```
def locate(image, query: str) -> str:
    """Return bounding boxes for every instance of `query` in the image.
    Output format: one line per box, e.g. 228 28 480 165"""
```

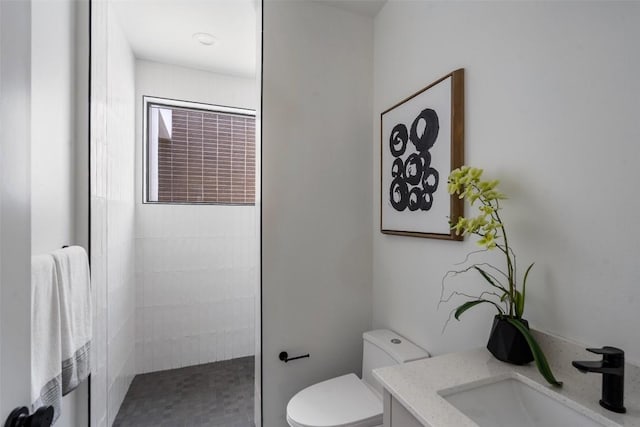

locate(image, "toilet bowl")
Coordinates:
286 329 430 427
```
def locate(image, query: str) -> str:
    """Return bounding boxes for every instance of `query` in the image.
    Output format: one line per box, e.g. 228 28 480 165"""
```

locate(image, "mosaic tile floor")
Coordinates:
113 356 255 427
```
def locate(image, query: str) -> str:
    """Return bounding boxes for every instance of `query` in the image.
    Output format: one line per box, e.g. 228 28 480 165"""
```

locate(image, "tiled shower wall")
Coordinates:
91 3 136 426
135 205 257 373
134 61 259 374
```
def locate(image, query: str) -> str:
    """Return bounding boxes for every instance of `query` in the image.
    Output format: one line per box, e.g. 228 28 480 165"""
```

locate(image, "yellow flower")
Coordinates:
453 217 467 235
469 167 483 179
480 205 494 215
477 231 496 249
447 181 461 195
447 166 508 249
484 221 499 232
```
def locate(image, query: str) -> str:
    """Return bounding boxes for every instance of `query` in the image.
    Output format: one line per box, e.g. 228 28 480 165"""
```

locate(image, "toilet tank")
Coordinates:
362 329 430 396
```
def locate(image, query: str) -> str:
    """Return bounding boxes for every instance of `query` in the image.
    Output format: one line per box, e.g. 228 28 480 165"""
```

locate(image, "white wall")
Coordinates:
262 2 373 425
75 0 90 252
0 0 32 419
373 1 640 363
91 3 137 425
253 3 262 423
31 1 89 425
31 0 75 255
105 6 137 425
134 60 258 373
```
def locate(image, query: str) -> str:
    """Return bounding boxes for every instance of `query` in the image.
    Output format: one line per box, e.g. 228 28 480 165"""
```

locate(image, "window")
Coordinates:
144 97 256 205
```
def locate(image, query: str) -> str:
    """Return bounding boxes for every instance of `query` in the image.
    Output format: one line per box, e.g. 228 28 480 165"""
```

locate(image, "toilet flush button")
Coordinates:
391 338 401 344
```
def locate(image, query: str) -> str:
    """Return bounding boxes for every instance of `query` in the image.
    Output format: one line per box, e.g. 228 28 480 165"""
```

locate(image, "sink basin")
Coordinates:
440 375 614 427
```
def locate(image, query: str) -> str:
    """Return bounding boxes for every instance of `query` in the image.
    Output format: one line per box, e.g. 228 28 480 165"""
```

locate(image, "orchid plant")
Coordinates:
442 166 562 387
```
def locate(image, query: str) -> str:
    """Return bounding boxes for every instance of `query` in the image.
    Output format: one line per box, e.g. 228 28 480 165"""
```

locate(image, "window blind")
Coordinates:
154 106 255 204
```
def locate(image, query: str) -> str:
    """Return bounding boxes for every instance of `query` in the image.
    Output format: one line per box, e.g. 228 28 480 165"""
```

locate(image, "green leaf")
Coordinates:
514 290 524 319
506 318 562 387
454 299 503 321
473 266 508 293
520 263 535 317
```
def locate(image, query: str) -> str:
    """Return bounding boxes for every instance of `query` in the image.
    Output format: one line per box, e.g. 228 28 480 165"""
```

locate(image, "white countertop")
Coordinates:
373 333 640 427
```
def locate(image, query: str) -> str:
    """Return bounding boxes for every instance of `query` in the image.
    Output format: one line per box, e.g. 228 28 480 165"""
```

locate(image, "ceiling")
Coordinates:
111 0 257 78
111 0 386 79
316 0 387 18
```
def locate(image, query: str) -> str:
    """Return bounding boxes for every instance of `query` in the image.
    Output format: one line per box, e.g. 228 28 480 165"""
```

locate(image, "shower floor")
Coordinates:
113 356 255 427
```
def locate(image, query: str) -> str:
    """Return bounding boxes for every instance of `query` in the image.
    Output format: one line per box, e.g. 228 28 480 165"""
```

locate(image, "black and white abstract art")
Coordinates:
381 71 464 239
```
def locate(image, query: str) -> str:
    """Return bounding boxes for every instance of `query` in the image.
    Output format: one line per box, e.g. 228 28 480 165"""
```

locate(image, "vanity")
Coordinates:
373 331 640 427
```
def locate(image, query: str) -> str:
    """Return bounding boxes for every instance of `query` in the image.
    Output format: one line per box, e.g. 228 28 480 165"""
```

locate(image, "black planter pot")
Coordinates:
487 315 534 365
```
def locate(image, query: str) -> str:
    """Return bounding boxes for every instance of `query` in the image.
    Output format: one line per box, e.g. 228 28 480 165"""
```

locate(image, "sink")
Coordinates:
440 375 614 427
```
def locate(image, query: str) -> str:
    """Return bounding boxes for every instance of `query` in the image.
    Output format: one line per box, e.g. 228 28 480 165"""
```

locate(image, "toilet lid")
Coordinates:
286 374 382 427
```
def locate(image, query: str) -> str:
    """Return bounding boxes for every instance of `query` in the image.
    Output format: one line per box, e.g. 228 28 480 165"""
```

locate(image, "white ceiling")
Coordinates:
111 0 257 78
316 0 387 18
111 0 386 79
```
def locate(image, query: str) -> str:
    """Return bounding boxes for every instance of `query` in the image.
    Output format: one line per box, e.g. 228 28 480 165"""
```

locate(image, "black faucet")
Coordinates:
572 347 626 413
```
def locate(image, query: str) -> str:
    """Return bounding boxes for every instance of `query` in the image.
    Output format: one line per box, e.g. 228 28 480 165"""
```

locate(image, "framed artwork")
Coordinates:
380 69 465 240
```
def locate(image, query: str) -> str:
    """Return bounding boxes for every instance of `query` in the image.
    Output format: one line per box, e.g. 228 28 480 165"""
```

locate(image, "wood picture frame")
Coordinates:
380 68 465 240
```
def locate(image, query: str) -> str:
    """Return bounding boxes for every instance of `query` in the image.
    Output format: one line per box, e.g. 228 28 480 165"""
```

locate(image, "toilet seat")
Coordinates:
286 373 382 427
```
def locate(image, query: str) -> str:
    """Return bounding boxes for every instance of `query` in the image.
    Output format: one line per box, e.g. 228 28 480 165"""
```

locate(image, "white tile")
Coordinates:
142 307 153 343
135 238 145 272
216 332 226 361
151 272 168 306
222 300 235 331
132 204 258 369
192 274 207 304
231 299 243 328
209 301 223 334
141 342 153 374
229 270 241 299
199 334 217 363
168 238 184 271
152 307 166 341
224 331 234 360
242 297 254 329
142 239 157 273
134 271 143 305
152 340 170 372
184 306 197 336
233 328 253 358
166 338 178 369
181 272 197 305
186 335 199 366
198 209 216 237
184 208 200 238
225 238 237 269
135 342 143 374
214 272 227 302
168 306 182 340
193 306 205 336
135 310 144 341
141 205 159 238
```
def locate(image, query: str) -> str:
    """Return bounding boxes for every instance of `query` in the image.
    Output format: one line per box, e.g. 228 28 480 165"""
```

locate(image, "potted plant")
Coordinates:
443 166 562 387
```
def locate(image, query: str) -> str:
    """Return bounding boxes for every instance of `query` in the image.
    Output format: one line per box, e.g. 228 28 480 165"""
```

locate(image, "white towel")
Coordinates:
51 246 92 395
31 254 62 423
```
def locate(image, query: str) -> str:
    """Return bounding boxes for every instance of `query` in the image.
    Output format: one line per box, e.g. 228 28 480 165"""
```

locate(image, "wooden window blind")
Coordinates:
147 101 255 205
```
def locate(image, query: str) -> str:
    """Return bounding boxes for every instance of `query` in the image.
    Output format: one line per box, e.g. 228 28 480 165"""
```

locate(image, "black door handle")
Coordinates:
279 351 309 363
5 406 54 427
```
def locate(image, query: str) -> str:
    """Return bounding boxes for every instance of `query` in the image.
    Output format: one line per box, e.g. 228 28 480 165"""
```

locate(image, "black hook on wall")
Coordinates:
279 351 309 363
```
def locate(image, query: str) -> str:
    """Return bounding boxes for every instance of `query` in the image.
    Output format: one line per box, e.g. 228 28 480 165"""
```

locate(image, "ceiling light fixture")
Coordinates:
193 32 217 46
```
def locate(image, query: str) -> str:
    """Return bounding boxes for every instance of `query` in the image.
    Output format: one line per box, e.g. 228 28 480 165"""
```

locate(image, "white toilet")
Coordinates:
286 329 430 427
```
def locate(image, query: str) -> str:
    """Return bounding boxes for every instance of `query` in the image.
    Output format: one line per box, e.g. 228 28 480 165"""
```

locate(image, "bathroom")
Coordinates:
1 1 639 427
